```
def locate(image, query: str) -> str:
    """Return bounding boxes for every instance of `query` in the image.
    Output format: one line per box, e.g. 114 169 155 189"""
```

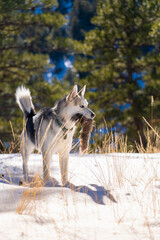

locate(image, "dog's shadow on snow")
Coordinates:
0 174 117 205
63 182 117 205
45 180 117 205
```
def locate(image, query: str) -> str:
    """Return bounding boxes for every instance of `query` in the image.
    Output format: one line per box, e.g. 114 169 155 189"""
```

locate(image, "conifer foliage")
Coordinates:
0 0 69 143
73 0 160 145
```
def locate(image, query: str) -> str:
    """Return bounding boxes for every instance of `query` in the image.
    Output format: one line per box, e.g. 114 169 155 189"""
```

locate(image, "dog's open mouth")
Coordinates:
71 113 94 126
71 113 84 124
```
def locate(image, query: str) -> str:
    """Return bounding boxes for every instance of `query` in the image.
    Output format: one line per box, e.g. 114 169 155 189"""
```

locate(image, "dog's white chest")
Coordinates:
54 128 75 153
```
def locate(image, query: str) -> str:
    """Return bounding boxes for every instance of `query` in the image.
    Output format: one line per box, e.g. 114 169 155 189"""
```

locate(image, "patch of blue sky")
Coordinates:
120 103 131 111
89 88 97 92
137 79 145 88
132 72 141 80
114 103 130 111
63 2 73 13
45 56 74 81
141 45 154 55
44 70 54 83
34 2 58 14
132 72 145 88
55 70 67 80
35 7 43 14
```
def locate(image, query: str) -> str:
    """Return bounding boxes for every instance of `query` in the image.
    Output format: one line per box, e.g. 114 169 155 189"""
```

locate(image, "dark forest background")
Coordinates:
1 0 160 150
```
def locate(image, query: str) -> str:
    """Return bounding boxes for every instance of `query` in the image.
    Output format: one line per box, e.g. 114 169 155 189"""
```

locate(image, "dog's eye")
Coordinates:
80 105 84 108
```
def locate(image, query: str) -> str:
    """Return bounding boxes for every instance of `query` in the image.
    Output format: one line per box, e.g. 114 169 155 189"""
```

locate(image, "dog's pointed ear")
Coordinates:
78 85 86 97
66 85 78 102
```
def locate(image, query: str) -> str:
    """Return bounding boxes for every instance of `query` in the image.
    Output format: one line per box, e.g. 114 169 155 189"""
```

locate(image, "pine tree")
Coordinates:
0 0 69 145
70 0 98 40
49 0 99 83
143 17 160 125
73 0 160 146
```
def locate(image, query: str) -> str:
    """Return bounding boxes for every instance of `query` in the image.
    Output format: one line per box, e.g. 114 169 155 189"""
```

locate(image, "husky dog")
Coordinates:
16 85 95 185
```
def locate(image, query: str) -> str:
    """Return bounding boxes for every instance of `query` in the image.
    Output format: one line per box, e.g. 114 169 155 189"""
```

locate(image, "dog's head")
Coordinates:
65 85 95 122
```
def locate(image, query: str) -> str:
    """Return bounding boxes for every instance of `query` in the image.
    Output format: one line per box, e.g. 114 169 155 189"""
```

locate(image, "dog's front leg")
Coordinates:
59 150 69 185
42 151 52 181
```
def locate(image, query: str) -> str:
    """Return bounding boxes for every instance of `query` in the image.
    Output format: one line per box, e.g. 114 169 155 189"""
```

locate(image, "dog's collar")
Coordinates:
56 118 73 133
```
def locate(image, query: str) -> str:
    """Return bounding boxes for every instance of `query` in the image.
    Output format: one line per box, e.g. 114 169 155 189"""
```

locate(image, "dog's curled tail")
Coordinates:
15 86 36 119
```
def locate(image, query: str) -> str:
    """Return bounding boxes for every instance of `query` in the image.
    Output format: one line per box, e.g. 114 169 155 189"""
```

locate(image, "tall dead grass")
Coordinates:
92 130 132 154
16 174 44 214
136 117 160 153
0 121 20 153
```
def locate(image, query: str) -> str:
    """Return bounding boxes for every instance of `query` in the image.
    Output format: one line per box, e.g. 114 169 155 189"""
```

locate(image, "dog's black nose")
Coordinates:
91 112 95 119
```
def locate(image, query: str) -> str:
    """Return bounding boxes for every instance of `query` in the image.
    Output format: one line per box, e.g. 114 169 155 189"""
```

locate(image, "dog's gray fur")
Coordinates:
16 85 95 185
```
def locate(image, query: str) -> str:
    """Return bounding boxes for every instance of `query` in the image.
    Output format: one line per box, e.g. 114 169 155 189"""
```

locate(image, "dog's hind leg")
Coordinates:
59 149 69 185
21 131 34 181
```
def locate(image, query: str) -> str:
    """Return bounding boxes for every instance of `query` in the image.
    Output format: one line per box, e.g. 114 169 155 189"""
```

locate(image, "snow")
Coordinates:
0 153 160 240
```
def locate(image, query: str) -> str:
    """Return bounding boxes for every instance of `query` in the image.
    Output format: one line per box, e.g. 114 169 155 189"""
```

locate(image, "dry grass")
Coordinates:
92 130 132 154
1 117 160 154
0 121 20 154
136 117 160 153
16 174 44 215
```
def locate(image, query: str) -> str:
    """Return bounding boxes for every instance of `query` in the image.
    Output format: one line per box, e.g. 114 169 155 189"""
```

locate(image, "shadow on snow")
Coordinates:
0 173 117 207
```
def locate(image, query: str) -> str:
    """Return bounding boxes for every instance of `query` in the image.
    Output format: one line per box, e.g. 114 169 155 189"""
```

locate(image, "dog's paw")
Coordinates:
62 181 70 187
62 181 76 190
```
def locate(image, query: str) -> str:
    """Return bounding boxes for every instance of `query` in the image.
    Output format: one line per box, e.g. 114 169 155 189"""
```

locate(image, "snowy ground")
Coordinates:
0 153 160 240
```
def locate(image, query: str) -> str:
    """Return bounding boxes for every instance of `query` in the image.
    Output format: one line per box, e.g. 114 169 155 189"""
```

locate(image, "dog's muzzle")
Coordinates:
71 110 95 123
90 111 95 119
88 109 95 119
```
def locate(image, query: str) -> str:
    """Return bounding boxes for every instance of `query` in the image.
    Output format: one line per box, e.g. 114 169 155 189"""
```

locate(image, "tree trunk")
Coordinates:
134 115 147 149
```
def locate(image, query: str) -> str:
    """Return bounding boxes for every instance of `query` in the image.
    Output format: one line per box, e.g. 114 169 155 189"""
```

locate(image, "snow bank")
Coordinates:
0 153 160 240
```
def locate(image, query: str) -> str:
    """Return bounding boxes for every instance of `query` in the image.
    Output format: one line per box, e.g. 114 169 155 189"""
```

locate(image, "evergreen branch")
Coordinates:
0 44 71 53
0 21 59 30
0 69 26 78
